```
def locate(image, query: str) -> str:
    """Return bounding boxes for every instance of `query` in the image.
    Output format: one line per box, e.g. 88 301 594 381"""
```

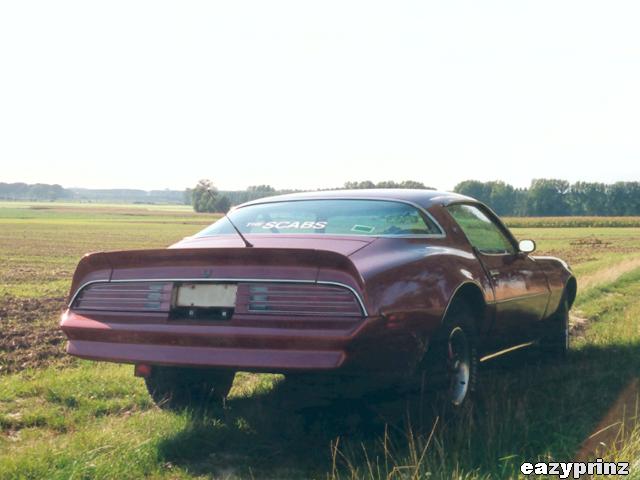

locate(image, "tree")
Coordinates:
183 188 193 206
343 180 432 189
247 185 276 194
486 181 516 216
512 188 530 216
568 182 607 215
244 185 277 202
399 180 433 190
344 180 376 189
453 180 492 205
527 179 570 216
214 196 231 213
606 182 640 215
191 179 219 213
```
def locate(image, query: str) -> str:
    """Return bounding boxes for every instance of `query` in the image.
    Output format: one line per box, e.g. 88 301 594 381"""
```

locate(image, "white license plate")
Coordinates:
175 283 237 308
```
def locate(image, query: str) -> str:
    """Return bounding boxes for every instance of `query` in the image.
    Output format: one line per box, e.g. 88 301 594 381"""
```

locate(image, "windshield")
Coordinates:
196 199 442 237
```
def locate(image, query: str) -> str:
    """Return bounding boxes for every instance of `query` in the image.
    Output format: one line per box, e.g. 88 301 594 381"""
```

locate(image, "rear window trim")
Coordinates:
212 198 447 239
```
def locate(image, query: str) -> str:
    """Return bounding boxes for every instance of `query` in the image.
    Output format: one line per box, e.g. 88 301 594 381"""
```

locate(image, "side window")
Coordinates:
447 204 515 254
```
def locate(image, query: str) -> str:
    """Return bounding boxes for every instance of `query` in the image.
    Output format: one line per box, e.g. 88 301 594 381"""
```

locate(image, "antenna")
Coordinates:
225 214 253 248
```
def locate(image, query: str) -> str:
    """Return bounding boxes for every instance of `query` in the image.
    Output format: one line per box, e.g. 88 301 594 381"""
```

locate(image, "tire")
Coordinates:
538 295 569 359
418 301 479 412
144 366 235 411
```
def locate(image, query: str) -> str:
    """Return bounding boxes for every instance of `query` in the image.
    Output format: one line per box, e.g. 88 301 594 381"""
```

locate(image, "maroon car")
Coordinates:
60 189 576 410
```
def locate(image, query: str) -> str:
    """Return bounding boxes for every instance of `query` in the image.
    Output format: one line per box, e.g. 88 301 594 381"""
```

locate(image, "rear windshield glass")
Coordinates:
196 200 442 237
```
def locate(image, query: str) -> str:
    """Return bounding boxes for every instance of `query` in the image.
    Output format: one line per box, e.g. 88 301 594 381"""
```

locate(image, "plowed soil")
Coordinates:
0 295 69 373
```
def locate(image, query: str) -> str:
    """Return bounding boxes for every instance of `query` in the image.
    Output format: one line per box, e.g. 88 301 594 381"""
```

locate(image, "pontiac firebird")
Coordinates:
60 189 576 410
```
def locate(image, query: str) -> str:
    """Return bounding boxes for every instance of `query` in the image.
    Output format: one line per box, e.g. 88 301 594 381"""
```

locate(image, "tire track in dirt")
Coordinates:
578 255 640 292
575 379 639 461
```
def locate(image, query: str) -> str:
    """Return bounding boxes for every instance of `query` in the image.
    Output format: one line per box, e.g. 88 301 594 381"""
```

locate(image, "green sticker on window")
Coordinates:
351 224 375 234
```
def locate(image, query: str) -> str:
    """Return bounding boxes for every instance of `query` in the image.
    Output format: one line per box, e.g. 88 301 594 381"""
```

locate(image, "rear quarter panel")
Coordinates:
351 237 495 336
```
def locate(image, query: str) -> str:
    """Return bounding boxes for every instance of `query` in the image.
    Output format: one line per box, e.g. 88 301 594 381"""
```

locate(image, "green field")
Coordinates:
1 203 640 479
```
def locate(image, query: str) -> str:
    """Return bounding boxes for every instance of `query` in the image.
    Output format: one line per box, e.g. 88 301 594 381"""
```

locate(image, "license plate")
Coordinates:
175 283 237 308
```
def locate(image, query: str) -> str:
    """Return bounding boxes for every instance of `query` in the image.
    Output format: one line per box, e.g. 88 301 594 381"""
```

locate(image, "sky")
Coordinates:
1 1 639 192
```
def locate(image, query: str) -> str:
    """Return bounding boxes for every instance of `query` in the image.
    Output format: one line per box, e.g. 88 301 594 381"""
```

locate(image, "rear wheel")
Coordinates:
145 366 235 411
418 301 479 412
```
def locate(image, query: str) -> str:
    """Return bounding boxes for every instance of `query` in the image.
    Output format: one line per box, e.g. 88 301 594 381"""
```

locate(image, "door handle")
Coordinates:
489 269 500 278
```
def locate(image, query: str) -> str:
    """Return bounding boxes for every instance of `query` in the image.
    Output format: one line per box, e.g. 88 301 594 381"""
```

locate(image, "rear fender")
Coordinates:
441 281 490 331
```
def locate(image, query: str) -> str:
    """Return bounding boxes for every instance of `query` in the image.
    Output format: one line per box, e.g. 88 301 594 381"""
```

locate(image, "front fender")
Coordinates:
531 255 575 316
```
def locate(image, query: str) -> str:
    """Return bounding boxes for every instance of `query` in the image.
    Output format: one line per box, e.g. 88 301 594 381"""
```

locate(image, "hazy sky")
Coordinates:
1 1 639 191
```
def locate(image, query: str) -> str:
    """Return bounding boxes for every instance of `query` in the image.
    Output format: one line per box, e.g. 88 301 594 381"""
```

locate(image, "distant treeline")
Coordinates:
453 179 640 216
0 183 68 201
187 179 434 212
343 180 433 190
0 181 296 207
4 179 640 216
0 182 186 204
186 183 299 213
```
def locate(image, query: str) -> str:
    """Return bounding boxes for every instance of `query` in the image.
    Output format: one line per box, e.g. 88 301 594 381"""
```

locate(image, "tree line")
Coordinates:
0 182 67 201
0 182 185 203
190 178 640 216
187 179 434 213
453 179 640 216
4 179 640 216
186 182 288 213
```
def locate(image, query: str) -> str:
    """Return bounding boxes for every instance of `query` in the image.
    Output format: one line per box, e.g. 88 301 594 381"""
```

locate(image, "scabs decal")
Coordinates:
246 221 328 230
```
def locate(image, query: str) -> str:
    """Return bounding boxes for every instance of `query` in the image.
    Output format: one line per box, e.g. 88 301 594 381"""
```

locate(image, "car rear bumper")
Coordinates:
60 310 426 374
67 340 345 370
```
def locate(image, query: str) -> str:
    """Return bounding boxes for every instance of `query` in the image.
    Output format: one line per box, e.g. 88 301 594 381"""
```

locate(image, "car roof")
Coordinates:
238 189 475 210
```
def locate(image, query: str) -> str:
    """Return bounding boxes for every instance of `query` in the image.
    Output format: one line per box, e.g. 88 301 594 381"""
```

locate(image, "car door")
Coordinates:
447 203 550 346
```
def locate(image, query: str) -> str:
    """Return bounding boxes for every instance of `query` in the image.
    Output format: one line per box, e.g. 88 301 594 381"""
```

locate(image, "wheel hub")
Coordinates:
447 327 471 406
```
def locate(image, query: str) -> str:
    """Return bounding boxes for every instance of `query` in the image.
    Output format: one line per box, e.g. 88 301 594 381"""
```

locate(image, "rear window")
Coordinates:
196 199 442 237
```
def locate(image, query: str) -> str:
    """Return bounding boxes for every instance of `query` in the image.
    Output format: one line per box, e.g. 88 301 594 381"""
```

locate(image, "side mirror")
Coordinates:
518 239 536 254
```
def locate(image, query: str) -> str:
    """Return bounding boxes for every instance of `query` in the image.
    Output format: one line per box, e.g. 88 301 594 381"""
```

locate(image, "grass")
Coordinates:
1 204 640 478
330 269 640 479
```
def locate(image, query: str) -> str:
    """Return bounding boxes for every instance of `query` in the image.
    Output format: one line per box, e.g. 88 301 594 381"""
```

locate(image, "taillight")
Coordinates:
71 282 173 312
70 281 364 318
236 283 363 317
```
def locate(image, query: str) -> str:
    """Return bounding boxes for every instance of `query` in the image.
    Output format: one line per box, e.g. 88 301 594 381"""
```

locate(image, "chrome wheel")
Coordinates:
447 327 471 406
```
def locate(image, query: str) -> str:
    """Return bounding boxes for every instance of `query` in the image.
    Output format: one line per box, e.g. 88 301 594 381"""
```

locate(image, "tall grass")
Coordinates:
328 269 640 479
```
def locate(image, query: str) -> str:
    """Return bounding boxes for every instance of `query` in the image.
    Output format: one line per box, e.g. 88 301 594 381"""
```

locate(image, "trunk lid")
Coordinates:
171 234 375 257
68 245 366 308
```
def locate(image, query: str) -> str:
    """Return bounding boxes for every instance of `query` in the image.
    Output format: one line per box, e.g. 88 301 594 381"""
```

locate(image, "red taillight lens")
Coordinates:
71 282 173 312
236 283 363 317
71 281 363 317
134 364 152 377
